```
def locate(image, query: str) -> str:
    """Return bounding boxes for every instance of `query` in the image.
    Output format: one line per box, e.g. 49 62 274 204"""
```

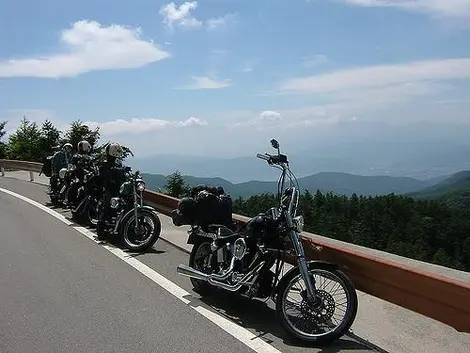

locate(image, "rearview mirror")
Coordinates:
270 139 279 149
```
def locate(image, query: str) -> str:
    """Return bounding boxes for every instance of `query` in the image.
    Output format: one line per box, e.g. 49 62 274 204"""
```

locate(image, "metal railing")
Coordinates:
0 159 43 181
2 158 470 334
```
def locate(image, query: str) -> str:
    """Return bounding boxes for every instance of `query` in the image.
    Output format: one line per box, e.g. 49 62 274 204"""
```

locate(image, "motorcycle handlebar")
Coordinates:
256 153 271 161
257 152 288 166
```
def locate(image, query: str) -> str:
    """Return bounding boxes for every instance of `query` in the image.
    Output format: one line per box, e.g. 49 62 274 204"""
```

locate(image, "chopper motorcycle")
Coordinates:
174 139 358 345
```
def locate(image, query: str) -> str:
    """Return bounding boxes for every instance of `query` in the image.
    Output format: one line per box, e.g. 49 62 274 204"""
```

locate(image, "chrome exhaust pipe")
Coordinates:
176 264 209 282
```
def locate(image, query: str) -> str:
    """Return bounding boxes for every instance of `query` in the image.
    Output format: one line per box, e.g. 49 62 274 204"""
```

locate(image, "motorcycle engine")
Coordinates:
232 238 247 260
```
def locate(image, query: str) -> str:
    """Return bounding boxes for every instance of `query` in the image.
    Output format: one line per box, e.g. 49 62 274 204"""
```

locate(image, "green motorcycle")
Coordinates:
105 169 162 252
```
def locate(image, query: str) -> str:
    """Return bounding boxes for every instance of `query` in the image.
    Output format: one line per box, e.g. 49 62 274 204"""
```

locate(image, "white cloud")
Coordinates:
232 110 283 128
206 13 238 31
337 0 470 17
159 1 203 30
240 59 260 73
302 54 328 68
242 64 254 73
178 76 232 89
260 110 282 121
84 117 207 135
0 20 170 78
159 2 237 31
279 57 470 94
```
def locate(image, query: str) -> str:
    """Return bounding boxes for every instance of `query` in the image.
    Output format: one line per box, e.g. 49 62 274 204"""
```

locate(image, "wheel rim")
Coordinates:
281 269 351 339
123 214 156 246
193 243 214 274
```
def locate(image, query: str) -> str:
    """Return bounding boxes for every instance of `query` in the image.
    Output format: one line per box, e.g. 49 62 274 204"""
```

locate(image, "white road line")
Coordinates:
0 187 282 353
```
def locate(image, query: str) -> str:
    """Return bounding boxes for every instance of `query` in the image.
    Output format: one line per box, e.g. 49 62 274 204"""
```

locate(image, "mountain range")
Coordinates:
129 136 470 183
407 171 470 209
142 171 449 199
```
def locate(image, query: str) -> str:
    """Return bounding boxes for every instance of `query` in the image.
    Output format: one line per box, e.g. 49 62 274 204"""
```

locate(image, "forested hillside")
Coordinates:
232 191 470 272
142 171 436 199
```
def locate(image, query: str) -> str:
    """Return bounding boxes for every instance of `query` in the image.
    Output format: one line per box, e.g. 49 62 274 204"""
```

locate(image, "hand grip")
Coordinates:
256 153 270 161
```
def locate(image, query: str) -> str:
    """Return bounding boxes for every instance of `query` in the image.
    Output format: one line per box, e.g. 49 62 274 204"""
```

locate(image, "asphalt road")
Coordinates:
0 177 379 353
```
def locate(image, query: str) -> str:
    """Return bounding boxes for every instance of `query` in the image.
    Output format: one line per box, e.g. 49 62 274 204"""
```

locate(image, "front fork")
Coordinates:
290 230 317 298
133 186 140 232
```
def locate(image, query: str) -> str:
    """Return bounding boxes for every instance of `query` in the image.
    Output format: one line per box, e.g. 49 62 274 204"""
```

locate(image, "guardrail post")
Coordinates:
1 166 4 177
29 171 34 182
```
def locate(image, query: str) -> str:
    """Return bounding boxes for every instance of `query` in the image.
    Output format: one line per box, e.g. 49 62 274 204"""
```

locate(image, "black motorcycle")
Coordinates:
47 164 70 206
100 169 162 252
70 162 101 226
175 139 358 345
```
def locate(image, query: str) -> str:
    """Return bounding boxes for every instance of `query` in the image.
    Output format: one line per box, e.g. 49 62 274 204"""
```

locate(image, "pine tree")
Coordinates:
8 117 42 161
0 121 7 159
165 170 190 198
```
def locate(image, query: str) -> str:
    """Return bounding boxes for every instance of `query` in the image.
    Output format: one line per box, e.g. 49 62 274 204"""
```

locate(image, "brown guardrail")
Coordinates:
0 159 43 173
2 160 470 334
0 159 43 181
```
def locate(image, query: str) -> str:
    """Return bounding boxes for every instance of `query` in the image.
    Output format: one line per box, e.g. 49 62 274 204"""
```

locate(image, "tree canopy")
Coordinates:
232 190 470 272
8 117 43 161
0 121 7 159
62 120 100 150
2 118 105 161
165 170 191 198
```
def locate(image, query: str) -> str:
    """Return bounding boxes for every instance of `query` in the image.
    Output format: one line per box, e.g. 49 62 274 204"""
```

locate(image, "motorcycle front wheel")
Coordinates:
275 262 358 345
121 209 161 252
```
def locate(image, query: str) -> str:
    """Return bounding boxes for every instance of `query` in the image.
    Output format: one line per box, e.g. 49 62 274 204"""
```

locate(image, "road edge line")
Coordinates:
0 187 282 353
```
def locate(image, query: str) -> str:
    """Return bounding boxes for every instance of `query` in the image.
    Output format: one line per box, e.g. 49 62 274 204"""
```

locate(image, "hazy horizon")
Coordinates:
2 1 470 181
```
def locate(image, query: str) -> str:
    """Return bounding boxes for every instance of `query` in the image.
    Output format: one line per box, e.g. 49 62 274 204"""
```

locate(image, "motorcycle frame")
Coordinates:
111 173 146 234
182 144 319 299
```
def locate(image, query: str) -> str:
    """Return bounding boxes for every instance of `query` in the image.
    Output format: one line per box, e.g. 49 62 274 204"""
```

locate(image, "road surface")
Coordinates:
0 176 379 353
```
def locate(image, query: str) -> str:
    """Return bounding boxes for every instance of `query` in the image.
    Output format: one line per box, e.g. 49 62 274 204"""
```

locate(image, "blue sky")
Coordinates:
1 0 470 157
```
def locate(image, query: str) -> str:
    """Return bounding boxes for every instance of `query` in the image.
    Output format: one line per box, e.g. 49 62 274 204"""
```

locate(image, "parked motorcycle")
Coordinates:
101 169 162 252
70 163 101 226
175 139 358 345
47 165 69 206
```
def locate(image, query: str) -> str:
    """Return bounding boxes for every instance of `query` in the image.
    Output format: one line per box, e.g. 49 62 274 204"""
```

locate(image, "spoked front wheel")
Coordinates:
276 262 358 345
121 210 161 252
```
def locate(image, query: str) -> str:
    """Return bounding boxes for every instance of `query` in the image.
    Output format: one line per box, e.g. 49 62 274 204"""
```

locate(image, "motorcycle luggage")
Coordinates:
41 155 53 178
171 188 233 227
171 197 198 226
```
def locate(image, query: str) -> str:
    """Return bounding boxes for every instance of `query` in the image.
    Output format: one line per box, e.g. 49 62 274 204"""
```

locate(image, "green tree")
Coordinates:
0 121 7 159
39 120 61 159
165 170 190 198
232 188 470 272
8 117 42 161
62 120 100 151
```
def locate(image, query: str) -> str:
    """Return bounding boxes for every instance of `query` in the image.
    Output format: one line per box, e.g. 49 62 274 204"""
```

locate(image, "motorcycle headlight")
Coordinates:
110 197 121 209
293 215 304 233
136 181 146 192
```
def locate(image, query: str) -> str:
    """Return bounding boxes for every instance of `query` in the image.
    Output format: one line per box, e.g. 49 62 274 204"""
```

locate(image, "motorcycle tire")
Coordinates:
275 262 358 345
121 209 161 252
188 240 217 294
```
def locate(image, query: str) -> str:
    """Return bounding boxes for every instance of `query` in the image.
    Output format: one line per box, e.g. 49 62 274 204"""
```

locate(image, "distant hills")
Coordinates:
129 138 470 183
407 171 470 209
408 171 470 199
142 171 444 199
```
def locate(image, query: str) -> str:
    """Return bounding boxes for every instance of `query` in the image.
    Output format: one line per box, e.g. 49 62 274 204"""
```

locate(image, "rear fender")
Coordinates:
187 230 215 245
